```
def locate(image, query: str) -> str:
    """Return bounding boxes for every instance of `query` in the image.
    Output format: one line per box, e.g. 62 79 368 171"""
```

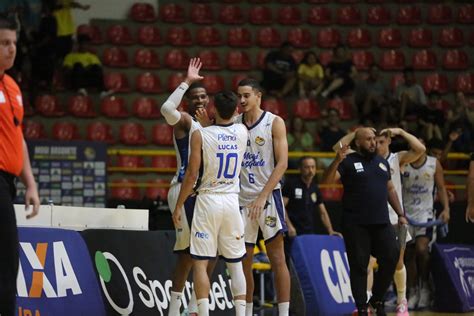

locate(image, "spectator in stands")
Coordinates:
355 65 389 125
297 51 324 99
445 92 474 154
62 34 112 98
287 116 314 153
319 108 346 152
395 67 427 120
417 92 444 141
261 41 297 99
320 45 356 99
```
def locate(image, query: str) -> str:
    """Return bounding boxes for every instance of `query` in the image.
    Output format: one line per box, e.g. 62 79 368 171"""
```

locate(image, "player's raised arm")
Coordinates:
380 128 426 166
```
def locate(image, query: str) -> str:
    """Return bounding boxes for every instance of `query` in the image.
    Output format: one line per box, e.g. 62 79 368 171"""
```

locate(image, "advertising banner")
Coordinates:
17 227 106 316
291 235 355 315
81 229 235 316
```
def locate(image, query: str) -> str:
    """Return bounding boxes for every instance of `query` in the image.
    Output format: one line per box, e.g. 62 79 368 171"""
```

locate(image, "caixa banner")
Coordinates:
291 235 355 316
17 227 106 316
81 230 235 316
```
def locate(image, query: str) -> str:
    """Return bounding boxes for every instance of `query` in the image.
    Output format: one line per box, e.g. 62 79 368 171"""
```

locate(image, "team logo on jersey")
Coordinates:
423 172 431 180
265 216 277 228
311 193 317 203
354 162 364 173
379 163 388 172
255 136 265 146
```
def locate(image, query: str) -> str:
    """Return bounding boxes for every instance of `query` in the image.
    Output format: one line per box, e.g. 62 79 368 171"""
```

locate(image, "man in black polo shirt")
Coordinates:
467 152 474 222
323 127 408 316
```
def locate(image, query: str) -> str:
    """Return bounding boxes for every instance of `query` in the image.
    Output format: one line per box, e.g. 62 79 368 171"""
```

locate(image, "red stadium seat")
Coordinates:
101 96 129 118
227 27 252 47
367 6 391 25
307 0 328 3
423 73 449 94
202 75 225 94
249 6 273 25
77 24 103 44
219 5 245 24
227 51 252 71
151 156 177 169
152 123 174 146
316 28 341 48
137 25 162 46
257 27 282 48
231 74 249 90
120 123 148 145
412 50 437 70
106 24 134 45
443 50 469 70
102 47 129 68
68 95 97 118
198 50 222 70
378 28 402 48
129 3 157 22
35 95 65 117
294 98 321 119
327 98 353 120
458 4 474 24
23 121 46 140
320 183 343 201
134 48 159 69
117 155 145 169
318 50 333 66
164 49 190 70
279 0 302 3
133 97 161 119
337 6 362 25
454 73 474 94
262 99 288 119
167 73 185 92
110 179 141 201
346 28 371 48
52 122 80 141
439 27 464 48
307 7 332 25
249 0 271 2
287 28 312 48
136 72 162 94
256 50 268 69
145 179 169 201
191 3 214 24
277 6 302 25
408 28 433 48
104 72 131 93
196 26 222 46
87 122 114 143
166 27 192 46
379 50 405 70
427 4 452 24
397 5 421 25
351 50 374 70
159 4 185 23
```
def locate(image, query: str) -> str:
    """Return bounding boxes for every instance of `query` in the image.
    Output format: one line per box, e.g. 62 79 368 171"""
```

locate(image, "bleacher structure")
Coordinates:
23 0 474 203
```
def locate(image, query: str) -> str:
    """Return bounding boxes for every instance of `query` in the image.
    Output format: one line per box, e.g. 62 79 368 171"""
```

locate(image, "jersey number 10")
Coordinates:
216 152 238 179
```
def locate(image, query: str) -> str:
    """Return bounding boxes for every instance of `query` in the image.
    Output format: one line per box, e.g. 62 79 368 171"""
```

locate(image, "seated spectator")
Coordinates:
418 92 445 141
395 67 427 120
445 92 474 154
287 116 314 152
355 65 390 124
320 45 357 99
261 41 297 98
318 108 346 152
297 51 324 99
62 34 112 97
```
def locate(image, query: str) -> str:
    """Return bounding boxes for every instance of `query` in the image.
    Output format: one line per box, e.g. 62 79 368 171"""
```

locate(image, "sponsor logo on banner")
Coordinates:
320 249 353 304
444 246 474 308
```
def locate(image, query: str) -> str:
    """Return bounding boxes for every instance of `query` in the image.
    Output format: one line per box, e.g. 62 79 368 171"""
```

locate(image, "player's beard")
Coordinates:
359 146 377 159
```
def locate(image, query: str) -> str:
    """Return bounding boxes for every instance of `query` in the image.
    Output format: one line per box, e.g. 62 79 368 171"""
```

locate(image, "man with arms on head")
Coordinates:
323 128 407 316
0 15 40 315
236 78 291 316
172 91 248 316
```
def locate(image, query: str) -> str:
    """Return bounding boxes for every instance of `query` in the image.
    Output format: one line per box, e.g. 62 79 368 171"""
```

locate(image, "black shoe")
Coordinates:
369 300 386 316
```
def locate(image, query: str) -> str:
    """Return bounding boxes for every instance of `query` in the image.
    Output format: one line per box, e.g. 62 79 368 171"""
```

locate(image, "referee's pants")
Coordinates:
342 223 399 309
0 171 19 316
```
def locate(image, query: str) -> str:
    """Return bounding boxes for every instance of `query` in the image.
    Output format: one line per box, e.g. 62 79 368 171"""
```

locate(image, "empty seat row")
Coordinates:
112 155 177 169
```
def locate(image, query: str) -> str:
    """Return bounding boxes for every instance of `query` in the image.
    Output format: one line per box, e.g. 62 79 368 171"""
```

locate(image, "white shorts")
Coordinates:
190 193 246 262
241 189 287 245
407 208 434 242
168 183 195 252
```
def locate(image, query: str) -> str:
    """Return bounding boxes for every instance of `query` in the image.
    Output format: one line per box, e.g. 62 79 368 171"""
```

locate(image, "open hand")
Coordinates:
185 58 204 85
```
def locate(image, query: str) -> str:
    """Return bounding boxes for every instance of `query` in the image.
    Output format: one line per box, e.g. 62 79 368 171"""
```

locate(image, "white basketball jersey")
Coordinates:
236 111 281 205
402 156 437 217
387 152 403 223
197 123 248 194
171 119 202 186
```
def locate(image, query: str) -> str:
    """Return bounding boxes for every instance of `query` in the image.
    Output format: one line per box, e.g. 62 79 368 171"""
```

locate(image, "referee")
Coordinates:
323 128 407 316
0 15 40 315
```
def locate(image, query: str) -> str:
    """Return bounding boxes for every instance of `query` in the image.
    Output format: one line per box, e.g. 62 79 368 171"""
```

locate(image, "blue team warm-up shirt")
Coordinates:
337 152 391 225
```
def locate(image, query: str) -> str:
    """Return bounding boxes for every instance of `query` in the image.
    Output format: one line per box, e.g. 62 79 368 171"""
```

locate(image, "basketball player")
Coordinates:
402 138 450 310
236 78 291 316
160 58 211 315
172 91 248 316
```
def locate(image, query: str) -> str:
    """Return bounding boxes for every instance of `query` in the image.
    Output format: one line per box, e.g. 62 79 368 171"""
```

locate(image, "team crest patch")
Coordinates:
379 162 388 172
423 172 431 180
255 136 265 146
265 216 277 228
311 192 317 203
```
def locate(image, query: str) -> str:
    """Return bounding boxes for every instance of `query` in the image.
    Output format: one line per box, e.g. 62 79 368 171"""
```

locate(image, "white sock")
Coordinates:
188 290 198 313
168 291 182 316
367 290 372 301
234 299 246 316
394 266 407 304
197 298 209 316
278 302 290 316
245 302 253 316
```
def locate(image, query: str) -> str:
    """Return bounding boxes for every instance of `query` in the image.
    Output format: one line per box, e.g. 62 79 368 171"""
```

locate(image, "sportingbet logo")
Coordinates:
320 249 354 304
17 241 82 298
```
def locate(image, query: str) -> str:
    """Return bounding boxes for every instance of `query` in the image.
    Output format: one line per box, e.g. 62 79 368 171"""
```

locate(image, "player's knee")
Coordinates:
227 262 246 297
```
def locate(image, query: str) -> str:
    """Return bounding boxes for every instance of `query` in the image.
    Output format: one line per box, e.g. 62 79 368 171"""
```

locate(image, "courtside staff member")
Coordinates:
323 128 407 316
0 15 40 315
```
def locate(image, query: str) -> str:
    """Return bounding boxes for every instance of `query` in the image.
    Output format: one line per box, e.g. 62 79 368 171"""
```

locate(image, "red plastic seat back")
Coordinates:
397 5 421 25
287 28 312 48
133 97 161 119
35 95 64 117
107 24 134 45
316 28 341 48
160 4 185 23
262 99 288 119
87 122 114 143
197 27 222 46
443 50 469 70
307 7 332 25
257 27 282 48
202 75 225 94
101 96 129 118
110 179 141 200
198 50 222 70
249 6 273 25
219 5 245 24
137 25 162 46
294 99 321 119
378 28 402 48
367 6 391 25
23 121 46 140
412 50 437 70
277 6 302 25
191 4 214 24
427 4 453 24
136 72 162 94
152 123 174 146
103 47 129 67
458 4 474 24
129 3 157 22
347 28 371 48
104 72 130 92
423 73 449 94
166 27 193 46
151 156 177 169
68 95 97 117
228 27 252 47
227 51 252 70
408 28 433 48
120 123 148 145
337 6 362 25
145 179 169 201
164 49 190 70
52 122 80 141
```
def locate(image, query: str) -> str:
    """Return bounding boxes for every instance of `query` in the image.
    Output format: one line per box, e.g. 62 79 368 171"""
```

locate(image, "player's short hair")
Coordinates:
187 82 206 96
0 14 18 31
214 91 238 120
237 78 262 93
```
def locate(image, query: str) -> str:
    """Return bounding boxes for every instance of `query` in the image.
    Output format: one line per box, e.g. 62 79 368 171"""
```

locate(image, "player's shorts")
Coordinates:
168 183 196 252
190 193 245 262
241 189 287 246
406 208 434 242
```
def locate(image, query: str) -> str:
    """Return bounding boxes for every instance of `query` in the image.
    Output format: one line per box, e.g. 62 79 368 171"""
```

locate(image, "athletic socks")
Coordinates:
278 302 290 316
168 291 182 316
197 298 209 316
188 290 198 314
394 266 407 304
245 302 253 316
235 300 246 316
